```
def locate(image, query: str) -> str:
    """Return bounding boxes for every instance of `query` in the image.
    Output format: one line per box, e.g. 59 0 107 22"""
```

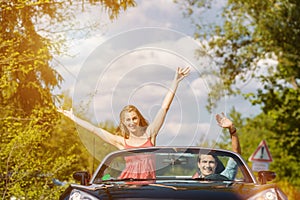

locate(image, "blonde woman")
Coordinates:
59 67 190 179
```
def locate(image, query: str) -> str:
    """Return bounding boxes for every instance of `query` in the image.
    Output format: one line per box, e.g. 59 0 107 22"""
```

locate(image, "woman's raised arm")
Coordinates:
58 108 124 149
147 67 190 145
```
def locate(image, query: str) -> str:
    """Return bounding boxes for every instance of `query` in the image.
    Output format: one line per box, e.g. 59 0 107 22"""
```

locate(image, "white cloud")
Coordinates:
190 77 210 98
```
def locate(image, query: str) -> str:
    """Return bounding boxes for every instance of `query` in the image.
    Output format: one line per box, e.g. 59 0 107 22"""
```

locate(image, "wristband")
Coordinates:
229 127 237 135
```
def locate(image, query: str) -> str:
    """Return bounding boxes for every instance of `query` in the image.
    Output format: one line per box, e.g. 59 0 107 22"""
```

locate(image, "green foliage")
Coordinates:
240 112 300 200
0 19 61 114
0 106 76 199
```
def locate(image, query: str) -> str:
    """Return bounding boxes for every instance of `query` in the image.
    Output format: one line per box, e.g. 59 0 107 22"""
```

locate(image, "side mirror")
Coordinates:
73 171 90 185
258 171 276 184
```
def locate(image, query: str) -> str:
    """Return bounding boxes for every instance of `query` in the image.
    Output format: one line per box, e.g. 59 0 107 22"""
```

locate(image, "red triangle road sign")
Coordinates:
249 140 273 162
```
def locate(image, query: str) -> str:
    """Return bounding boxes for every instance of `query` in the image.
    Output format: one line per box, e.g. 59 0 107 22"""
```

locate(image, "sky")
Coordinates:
55 0 262 150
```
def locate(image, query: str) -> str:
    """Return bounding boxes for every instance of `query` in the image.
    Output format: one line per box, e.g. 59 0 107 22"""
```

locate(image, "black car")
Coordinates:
60 147 287 200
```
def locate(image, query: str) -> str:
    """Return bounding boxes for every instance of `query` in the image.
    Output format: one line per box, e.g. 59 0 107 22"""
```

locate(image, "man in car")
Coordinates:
192 113 241 180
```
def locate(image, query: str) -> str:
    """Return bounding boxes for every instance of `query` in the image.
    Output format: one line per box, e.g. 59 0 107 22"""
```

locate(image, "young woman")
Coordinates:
59 67 190 150
59 67 190 180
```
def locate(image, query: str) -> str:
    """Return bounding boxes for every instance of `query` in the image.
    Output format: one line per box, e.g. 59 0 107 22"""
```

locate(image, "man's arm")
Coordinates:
216 113 241 180
216 112 241 154
229 125 241 154
220 158 238 180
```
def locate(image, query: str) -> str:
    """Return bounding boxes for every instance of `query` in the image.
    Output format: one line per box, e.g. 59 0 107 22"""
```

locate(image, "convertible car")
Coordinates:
59 147 287 200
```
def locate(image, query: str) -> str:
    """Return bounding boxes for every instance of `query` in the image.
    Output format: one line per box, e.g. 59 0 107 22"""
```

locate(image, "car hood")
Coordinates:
64 181 276 200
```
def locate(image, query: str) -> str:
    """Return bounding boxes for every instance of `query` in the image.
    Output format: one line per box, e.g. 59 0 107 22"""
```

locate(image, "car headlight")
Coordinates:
247 188 278 200
69 189 98 200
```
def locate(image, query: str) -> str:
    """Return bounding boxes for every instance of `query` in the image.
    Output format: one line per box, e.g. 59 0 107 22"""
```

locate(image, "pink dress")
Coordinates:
118 138 156 180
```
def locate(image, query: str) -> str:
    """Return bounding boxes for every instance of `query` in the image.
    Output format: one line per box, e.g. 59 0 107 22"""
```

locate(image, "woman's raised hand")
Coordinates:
176 67 190 82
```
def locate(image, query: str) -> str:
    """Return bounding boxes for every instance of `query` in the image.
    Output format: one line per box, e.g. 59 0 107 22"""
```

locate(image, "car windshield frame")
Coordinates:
90 147 257 184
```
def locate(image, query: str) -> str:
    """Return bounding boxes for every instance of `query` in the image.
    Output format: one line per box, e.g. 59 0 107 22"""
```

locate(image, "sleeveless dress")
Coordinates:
118 138 156 180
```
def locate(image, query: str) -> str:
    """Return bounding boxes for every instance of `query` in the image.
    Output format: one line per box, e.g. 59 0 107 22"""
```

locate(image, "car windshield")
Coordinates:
92 147 253 184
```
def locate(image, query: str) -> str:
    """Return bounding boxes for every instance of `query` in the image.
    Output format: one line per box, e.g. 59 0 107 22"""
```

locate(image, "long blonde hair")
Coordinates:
116 105 149 139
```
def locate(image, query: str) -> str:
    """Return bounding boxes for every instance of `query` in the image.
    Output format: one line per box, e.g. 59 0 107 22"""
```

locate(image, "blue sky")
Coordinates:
55 0 263 148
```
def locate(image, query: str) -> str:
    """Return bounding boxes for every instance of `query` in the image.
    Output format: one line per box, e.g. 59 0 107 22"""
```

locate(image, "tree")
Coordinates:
176 0 300 191
1 0 136 199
